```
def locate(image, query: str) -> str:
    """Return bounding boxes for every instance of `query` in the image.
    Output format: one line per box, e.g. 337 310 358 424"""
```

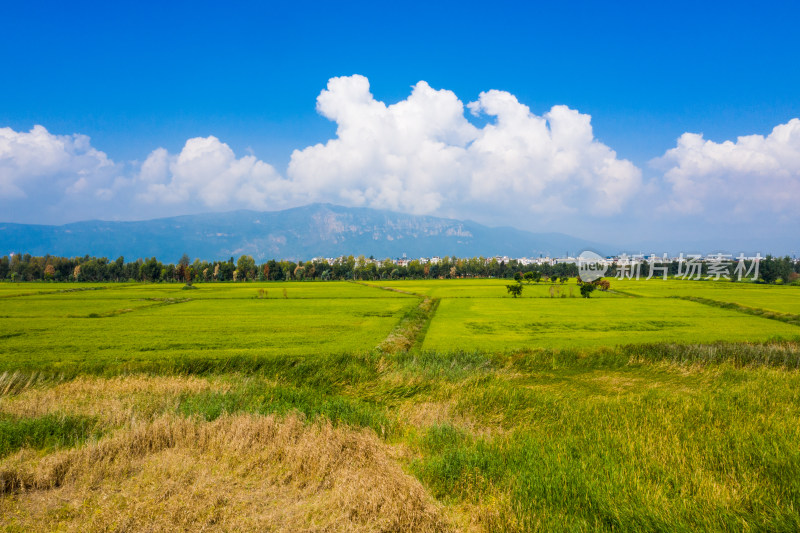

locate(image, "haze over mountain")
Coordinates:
0 204 610 262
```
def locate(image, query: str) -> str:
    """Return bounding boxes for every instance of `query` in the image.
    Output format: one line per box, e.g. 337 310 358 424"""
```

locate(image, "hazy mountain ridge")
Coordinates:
0 204 608 261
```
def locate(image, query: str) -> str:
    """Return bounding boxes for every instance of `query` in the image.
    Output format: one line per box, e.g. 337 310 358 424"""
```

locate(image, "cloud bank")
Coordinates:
1 75 799 240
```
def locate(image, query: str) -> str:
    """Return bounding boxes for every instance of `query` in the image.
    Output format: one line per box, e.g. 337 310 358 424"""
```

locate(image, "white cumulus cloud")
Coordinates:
288 75 476 214
0 125 117 200
466 92 641 217
137 136 295 210
654 118 800 216
288 75 642 220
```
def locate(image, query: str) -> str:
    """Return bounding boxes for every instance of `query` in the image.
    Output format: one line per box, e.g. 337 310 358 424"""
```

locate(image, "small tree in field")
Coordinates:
579 277 607 298
523 271 534 283
506 282 524 298
579 283 596 298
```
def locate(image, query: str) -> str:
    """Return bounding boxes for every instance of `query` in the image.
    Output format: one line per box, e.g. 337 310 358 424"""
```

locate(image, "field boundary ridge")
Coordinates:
675 296 800 327
354 282 440 354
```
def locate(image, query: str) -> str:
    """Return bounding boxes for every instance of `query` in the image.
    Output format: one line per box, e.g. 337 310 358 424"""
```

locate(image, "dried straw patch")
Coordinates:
397 399 475 433
0 413 449 532
585 373 644 393
0 375 226 425
400 401 457 428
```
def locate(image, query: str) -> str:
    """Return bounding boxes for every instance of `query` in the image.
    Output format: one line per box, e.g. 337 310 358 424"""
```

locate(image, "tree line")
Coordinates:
0 253 797 284
0 254 579 282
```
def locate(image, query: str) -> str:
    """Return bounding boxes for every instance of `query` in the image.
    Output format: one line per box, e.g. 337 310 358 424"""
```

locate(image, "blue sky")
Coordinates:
2 1 799 253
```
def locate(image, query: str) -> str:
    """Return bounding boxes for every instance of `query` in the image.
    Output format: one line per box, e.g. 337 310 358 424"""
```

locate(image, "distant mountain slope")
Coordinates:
0 204 610 261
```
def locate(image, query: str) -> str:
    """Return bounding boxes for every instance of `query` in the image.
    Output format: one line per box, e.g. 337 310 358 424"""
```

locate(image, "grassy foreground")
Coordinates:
1 280 799 531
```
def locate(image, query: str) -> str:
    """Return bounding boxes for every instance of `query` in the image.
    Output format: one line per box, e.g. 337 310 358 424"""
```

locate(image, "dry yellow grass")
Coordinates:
395 398 490 439
0 375 226 425
0 413 450 532
399 401 457 428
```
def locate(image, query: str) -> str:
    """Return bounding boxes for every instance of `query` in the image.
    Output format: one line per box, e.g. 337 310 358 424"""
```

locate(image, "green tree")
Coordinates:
580 282 597 298
506 282 524 298
778 256 793 283
110 256 125 281
217 262 235 281
139 257 161 282
236 255 256 281
760 255 780 284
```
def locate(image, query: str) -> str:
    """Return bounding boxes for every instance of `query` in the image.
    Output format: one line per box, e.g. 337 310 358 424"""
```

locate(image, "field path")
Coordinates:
355 282 440 354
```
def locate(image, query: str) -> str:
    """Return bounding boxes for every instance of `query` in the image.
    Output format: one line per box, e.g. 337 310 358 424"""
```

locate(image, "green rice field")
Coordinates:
0 282 414 371
613 278 800 314
423 296 800 351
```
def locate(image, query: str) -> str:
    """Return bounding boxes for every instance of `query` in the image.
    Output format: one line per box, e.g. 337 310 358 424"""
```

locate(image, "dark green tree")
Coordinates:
778 256 793 283
580 283 597 298
760 255 780 284
506 282 524 298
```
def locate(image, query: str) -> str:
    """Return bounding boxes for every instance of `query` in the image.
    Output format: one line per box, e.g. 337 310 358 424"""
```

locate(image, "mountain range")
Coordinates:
0 203 610 262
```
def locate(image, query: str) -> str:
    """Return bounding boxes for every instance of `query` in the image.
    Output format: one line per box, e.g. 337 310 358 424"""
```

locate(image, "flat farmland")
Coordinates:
361 278 800 351
613 278 800 314
2 279 798 368
0 282 414 372
423 297 800 351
